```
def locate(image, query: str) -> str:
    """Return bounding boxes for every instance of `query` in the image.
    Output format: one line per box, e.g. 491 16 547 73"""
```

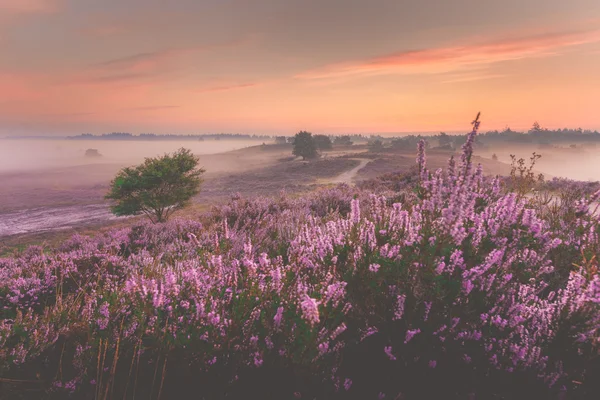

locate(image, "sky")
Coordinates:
1 0 600 136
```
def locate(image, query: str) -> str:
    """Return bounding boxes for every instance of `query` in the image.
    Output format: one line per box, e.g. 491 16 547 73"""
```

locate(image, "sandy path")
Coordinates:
326 158 371 185
0 204 125 237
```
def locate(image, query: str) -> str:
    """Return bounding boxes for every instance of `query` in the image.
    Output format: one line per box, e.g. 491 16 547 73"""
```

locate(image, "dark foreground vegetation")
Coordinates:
1 118 599 399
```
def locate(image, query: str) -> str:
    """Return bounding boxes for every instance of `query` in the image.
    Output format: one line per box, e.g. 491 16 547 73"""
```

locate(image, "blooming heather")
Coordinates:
0 116 599 398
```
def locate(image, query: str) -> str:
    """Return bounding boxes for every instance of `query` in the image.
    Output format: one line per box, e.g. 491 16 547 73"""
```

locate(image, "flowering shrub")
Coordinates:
1 117 599 399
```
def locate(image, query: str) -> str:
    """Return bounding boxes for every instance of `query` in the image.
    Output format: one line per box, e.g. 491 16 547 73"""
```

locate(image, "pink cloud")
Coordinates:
126 105 180 111
81 25 126 38
295 28 600 80
197 83 258 93
66 48 197 86
440 72 509 84
78 39 247 85
0 73 45 101
0 0 60 14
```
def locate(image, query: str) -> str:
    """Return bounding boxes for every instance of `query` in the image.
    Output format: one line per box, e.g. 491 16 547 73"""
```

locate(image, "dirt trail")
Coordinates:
325 158 371 185
0 204 124 237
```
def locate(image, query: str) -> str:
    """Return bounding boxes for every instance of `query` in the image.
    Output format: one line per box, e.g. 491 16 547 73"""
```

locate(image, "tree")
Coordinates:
274 136 288 145
85 149 101 157
334 135 353 146
492 153 498 161
438 132 452 147
531 121 542 133
369 139 384 152
314 134 333 150
105 148 205 223
292 131 318 160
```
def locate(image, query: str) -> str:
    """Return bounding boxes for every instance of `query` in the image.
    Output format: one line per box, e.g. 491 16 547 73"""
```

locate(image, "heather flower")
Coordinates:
350 199 361 224
384 346 396 361
344 378 352 391
405 329 421 344
369 263 380 273
97 303 110 330
423 301 432 321
393 294 406 320
300 295 320 326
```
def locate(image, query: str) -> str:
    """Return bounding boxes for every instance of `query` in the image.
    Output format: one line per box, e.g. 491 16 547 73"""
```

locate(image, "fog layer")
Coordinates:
0 139 261 173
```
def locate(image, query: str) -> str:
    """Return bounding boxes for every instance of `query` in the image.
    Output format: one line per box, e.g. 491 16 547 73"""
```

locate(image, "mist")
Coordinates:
0 139 271 228
479 143 600 181
0 139 262 173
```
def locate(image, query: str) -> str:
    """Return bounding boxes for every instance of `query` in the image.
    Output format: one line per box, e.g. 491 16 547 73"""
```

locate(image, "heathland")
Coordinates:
1 123 600 399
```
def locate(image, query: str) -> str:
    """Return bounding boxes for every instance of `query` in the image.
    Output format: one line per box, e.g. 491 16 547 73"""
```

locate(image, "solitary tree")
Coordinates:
314 134 333 150
105 148 205 223
292 131 318 160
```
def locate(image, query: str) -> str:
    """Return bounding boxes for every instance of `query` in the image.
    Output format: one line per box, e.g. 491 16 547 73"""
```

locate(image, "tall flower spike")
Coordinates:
417 139 427 182
461 112 481 176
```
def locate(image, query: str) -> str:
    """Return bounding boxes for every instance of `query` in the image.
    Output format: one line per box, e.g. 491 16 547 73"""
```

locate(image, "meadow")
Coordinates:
1 121 599 399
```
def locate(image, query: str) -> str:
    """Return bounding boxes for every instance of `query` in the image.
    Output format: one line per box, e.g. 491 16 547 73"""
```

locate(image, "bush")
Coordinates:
84 149 101 157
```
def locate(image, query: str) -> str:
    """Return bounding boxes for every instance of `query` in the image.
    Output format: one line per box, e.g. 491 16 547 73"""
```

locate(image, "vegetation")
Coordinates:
292 131 318 160
314 134 333 151
437 132 452 147
84 149 101 157
368 139 384 152
334 135 353 146
1 117 600 399
105 148 204 223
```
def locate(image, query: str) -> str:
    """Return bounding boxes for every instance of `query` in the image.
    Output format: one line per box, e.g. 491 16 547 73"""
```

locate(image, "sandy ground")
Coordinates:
0 204 122 236
322 158 371 185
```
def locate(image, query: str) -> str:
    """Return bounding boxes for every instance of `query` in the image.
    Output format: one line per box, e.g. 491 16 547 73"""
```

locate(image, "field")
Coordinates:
1 128 599 399
1 143 504 249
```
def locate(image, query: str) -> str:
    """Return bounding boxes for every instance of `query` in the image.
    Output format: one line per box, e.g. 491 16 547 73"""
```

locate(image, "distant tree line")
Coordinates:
12 121 600 146
68 132 273 141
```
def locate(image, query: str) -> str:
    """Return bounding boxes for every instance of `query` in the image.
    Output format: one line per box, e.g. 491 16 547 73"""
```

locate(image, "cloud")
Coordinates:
0 0 60 14
79 73 151 85
81 25 126 38
40 112 96 117
126 105 180 111
197 83 258 93
82 40 246 85
92 48 193 74
295 28 600 80
0 73 44 101
440 73 508 84
70 48 199 86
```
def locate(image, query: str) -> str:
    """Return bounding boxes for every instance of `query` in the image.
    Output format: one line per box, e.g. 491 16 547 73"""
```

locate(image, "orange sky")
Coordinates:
1 0 600 135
